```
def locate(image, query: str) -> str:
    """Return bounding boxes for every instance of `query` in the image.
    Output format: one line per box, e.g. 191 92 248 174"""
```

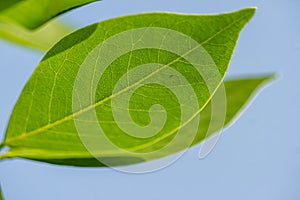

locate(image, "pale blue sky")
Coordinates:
0 0 299 199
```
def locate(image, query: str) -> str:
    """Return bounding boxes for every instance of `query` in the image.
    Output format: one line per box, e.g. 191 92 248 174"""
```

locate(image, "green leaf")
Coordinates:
0 0 22 11
0 9 261 167
0 0 99 29
0 20 72 50
192 75 274 146
0 185 3 200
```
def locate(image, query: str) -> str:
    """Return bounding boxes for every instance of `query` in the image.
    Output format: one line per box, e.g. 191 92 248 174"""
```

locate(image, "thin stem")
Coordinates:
0 142 8 161
0 152 9 161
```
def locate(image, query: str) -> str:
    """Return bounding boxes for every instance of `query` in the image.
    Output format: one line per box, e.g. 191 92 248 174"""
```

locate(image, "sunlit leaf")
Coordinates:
0 9 266 167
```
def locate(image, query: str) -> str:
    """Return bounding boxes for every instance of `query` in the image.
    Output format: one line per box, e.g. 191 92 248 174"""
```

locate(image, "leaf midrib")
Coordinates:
3 12 251 153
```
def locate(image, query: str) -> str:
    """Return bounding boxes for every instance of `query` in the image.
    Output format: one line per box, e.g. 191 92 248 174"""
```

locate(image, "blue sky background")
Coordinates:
0 0 299 199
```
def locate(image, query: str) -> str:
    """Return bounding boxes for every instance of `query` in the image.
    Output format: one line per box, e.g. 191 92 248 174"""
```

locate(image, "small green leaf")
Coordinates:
0 0 99 29
0 20 72 50
0 9 261 167
0 185 3 200
192 75 274 146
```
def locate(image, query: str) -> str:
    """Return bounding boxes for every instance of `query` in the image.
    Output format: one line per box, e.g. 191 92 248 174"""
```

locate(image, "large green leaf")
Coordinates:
0 20 72 50
0 9 262 167
0 0 99 29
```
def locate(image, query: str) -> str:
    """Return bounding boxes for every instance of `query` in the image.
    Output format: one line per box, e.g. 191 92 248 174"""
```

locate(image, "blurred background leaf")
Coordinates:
0 0 100 29
0 20 72 51
0 185 3 200
0 0 100 50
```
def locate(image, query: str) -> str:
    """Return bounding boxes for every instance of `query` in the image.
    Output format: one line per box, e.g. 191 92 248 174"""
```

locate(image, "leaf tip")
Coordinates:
263 73 277 82
224 7 257 29
239 7 257 19
255 73 278 89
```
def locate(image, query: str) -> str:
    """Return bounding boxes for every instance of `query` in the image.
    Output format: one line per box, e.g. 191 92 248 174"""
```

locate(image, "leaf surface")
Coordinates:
0 9 262 167
0 0 99 29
